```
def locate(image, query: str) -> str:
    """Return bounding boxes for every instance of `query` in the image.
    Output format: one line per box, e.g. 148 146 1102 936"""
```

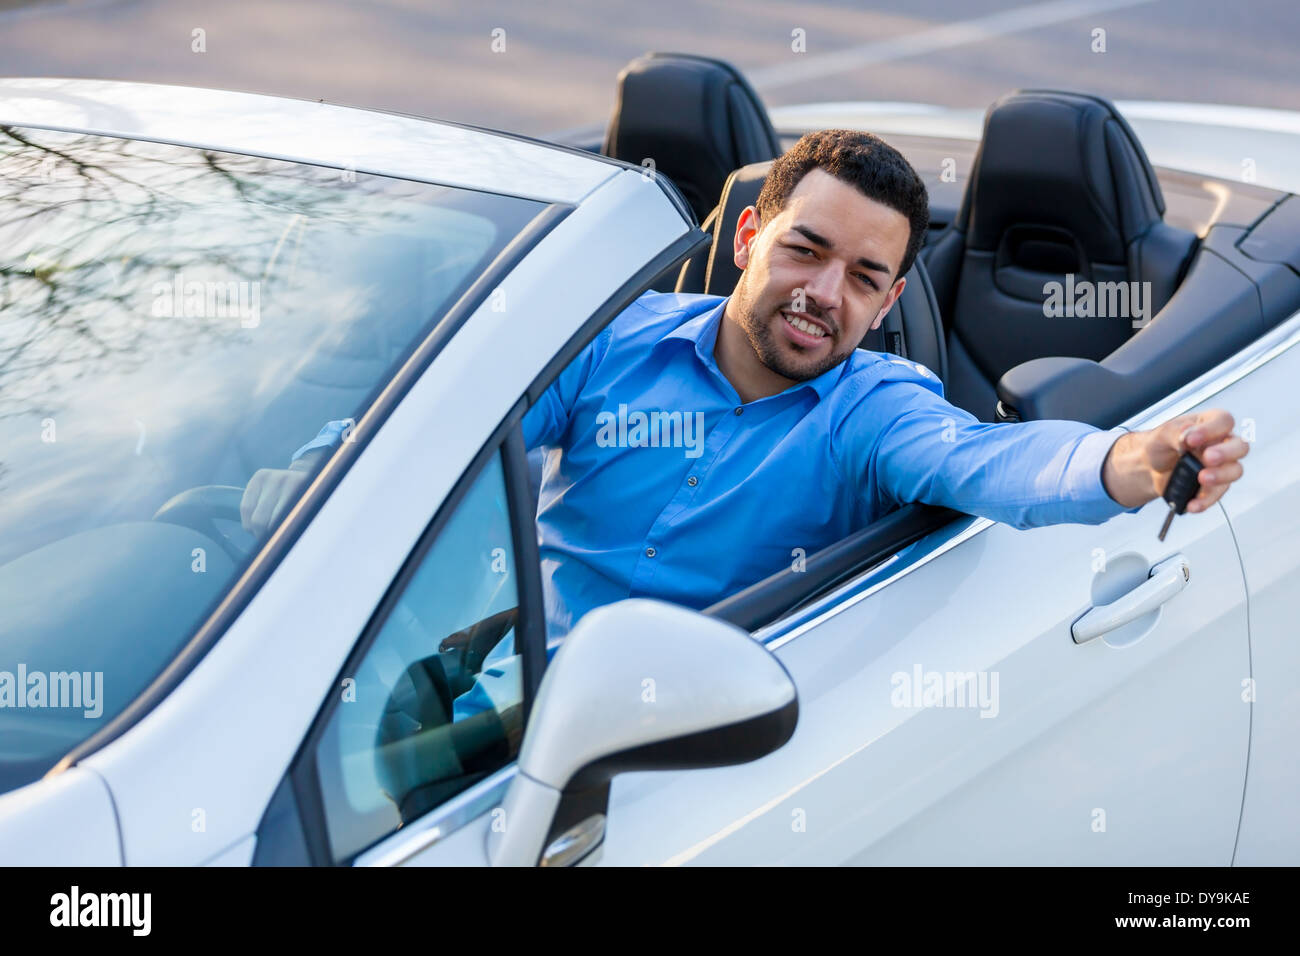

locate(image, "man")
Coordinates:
244 129 1248 640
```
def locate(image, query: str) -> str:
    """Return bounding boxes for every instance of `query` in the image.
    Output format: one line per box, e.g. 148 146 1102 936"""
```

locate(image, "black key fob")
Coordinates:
1158 451 1204 541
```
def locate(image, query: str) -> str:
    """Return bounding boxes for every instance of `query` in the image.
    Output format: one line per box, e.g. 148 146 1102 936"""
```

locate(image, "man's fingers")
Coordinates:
249 476 285 537
251 470 311 537
1187 459 1244 513
241 470 266 532
1199 460 1244 487
268 489 296 529
1156 409 1244 515
1189 483 1228 513
1180 408 1235 450
1201 434 1250 466
242 468 313 538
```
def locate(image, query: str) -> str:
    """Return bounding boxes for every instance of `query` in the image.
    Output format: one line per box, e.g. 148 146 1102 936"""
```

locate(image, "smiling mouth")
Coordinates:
781 311 830 340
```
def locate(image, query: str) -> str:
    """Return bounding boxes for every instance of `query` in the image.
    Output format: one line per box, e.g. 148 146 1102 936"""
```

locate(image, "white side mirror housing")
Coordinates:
487 599 797 866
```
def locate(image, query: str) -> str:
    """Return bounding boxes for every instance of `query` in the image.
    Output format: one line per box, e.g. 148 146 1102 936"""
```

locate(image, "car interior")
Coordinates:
574 51 1300 428
550 50 1300 626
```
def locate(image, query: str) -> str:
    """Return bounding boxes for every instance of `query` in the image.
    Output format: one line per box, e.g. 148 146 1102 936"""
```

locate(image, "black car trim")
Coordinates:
703 502 964 632
282 399 534 866
502 425 548 723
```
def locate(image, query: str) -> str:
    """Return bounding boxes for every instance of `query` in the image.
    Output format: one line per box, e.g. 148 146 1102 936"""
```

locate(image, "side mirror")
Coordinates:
487 599 797 866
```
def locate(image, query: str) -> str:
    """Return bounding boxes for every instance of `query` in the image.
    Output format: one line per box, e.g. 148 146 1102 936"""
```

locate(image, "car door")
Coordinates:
591 410 1250 866
1208 307 1300 865
254 413 548 866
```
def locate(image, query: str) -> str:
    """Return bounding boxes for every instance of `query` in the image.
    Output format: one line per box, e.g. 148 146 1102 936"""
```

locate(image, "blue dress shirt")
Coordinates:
294 290 1140 640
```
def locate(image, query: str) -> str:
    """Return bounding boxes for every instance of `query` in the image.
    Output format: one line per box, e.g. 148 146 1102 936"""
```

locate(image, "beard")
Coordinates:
734 279 855 382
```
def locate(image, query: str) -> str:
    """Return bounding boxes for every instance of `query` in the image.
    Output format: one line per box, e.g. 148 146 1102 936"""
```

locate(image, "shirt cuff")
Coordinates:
1063 424 1145 522
290 419 352 464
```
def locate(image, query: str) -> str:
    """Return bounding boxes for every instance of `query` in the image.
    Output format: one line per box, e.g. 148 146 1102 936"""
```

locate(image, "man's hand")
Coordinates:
1102 408 1249 511
240 467 311 537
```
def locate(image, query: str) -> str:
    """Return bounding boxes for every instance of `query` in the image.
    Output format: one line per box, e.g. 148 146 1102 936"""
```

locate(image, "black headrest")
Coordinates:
697 159 773 296
957 90 1167 264
602 52 782 224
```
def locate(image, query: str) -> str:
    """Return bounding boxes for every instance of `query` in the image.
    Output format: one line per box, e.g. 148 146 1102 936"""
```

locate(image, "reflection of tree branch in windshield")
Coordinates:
0 125 420 427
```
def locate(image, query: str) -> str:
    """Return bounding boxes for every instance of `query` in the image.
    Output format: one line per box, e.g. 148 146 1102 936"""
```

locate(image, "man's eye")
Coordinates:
790 245 814 256
856 273 877 289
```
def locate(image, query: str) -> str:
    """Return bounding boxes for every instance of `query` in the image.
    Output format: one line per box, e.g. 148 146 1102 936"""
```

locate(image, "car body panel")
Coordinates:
0 77 617 203
203 835 257 867
588 491 1247 865
0 766 121 865
1199 313 1300 864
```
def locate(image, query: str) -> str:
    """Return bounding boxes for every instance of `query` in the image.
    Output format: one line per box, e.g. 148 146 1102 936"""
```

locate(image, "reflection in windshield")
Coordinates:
0 126 545 793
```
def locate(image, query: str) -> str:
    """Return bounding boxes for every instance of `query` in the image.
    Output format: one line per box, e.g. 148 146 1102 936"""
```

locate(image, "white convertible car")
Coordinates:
1 53 1298 866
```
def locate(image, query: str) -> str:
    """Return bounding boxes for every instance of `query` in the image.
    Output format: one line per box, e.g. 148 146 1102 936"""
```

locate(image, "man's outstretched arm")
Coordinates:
853 380 1248 529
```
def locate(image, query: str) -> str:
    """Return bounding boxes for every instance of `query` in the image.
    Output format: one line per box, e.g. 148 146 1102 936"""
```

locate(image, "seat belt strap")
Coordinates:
883 307 908 359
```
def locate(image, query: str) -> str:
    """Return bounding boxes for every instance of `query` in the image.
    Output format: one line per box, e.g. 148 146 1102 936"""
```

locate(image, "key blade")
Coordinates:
1158 508 1175 541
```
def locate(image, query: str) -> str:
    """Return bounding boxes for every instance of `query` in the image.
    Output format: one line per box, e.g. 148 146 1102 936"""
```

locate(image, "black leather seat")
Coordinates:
922 90 1198 420
675 159 950 386
602 52 784 226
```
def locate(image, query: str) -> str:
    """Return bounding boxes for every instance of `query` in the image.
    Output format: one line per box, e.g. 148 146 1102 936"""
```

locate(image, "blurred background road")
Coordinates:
1 0 1297 139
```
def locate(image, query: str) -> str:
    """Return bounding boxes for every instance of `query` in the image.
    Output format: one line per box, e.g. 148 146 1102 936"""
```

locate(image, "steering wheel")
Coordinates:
151 485 251 563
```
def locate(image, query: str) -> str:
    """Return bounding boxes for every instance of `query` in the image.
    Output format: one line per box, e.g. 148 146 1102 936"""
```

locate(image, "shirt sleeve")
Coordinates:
290 419 354 465
859 378 1144 530
522 324 613 451
287 321 609 467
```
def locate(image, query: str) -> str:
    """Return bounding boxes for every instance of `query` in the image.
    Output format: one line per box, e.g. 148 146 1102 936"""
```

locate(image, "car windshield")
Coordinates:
0 125 546 794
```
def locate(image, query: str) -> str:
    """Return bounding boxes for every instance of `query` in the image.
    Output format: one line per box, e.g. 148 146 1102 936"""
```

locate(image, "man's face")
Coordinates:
730 168 911 382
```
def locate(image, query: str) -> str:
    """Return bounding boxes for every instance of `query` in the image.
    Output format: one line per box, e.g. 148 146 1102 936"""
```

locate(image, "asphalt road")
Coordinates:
0 0 1297 139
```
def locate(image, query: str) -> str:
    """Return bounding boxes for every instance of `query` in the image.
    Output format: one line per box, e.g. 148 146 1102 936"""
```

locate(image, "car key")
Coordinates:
1157 451 1205 541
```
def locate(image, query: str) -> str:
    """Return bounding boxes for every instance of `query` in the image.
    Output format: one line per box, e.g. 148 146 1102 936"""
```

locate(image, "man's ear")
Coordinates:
869 275 907 331
733 206 760 271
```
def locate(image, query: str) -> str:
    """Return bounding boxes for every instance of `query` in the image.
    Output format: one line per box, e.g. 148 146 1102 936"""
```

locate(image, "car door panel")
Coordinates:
1207 314 1300 864
595 488 1248 865
0 767 121 865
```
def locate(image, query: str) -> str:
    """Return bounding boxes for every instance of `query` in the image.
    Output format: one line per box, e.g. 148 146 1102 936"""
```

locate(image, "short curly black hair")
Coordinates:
755 129 929 283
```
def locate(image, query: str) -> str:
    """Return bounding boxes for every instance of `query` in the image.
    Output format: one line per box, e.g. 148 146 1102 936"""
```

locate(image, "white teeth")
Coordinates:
784 312 826 338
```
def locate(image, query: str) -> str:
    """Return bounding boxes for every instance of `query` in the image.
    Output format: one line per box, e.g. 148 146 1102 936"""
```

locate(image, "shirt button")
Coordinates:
645 546 656 558
734 406 744 416
687 476 698 487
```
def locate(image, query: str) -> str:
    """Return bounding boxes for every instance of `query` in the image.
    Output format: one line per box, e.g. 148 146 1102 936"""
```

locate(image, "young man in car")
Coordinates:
245 129 1249 641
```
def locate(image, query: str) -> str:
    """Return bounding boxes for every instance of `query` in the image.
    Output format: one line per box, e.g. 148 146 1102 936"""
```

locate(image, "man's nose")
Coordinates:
801 262 844 317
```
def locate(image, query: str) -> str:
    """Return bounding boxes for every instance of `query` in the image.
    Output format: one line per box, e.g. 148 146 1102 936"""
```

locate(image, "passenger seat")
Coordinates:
922 90 1198 420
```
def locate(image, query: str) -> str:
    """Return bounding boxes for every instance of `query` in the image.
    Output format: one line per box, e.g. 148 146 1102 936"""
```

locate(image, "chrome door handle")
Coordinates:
1071 553 1190 645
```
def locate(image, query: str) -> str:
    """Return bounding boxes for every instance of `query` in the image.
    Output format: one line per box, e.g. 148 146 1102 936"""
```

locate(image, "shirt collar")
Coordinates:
655 295 847 404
